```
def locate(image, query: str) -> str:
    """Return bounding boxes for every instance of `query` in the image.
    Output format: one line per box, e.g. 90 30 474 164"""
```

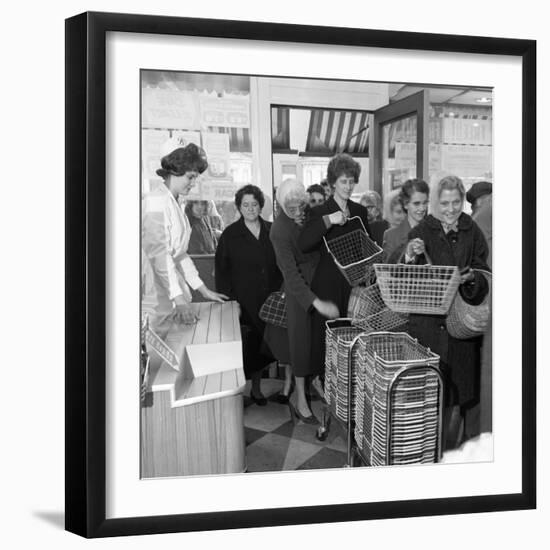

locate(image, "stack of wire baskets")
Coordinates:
325 283 408 424
374 263 460 315
324 319 363 423
324 217 383 287
354 332 443 465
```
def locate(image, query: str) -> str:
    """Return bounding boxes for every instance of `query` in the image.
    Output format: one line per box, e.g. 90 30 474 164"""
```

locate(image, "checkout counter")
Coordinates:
140 301 246 478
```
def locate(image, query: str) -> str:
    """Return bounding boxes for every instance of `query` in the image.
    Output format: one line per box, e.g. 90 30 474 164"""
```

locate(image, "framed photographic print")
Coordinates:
65 11 536 538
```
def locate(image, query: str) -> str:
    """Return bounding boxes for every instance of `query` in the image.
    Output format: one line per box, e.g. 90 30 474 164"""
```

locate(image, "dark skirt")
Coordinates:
240 323 274 379
263 323 290 364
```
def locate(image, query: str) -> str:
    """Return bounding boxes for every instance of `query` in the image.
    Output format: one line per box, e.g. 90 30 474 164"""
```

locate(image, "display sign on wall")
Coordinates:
199 96 250 128
142 89 200 129
440 144 493 177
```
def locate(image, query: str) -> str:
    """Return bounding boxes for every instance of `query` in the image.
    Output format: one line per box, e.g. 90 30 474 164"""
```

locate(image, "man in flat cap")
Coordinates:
466 180 492 216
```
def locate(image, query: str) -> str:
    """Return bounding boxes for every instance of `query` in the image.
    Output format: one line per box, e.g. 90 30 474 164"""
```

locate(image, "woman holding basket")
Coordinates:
404 175 490 450
382 178 430 263
298 153 371 378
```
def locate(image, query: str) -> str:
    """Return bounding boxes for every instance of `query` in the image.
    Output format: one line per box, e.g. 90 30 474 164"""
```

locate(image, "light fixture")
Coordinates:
476 97 492 103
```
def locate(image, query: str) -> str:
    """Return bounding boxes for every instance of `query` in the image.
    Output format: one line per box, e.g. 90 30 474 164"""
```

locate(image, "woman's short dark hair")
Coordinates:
398 178 430 210
156 143 208 179
326 153 361 185
306 183 326 196
235 184 265 210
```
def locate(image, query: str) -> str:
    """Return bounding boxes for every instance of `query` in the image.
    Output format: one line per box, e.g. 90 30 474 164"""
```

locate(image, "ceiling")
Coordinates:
389 84 493 106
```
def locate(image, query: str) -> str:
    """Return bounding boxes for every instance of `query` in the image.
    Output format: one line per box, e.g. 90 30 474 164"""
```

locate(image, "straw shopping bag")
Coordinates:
259 291 287 328
446 269 491 339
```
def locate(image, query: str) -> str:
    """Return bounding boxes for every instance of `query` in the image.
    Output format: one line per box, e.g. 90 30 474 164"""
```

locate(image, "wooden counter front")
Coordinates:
141 301 246 478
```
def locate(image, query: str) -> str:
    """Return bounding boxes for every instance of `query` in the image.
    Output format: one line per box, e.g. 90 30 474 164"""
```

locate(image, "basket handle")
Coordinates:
398 243 434 265
322 215 368 254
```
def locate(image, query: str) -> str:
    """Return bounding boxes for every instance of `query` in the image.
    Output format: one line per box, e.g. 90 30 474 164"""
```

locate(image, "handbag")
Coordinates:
445 269 491 339
259 290 287 329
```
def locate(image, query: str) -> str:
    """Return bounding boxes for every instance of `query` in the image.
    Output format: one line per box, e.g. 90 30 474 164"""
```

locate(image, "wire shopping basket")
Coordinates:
324 216 383 287
347 282 409 333
354 332 443 466
324 319 364 422
374 262 461 315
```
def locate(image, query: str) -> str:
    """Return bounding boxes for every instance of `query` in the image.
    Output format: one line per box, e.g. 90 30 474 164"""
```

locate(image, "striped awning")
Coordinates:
207 127 251 153
271 107 290 150
306 110 371 155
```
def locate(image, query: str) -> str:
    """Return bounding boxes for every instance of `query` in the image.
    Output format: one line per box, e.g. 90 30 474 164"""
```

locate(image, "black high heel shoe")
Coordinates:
250 391 267 406
288 402 319 425
276 381 295 404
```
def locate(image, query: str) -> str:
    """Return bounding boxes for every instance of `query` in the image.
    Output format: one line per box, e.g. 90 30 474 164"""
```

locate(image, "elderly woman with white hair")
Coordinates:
269 178 339 423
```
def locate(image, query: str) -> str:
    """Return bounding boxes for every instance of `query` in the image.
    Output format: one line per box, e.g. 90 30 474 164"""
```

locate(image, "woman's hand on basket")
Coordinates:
328 211 347 226
406 238 426 259
313 298 340 319
459 268 475 284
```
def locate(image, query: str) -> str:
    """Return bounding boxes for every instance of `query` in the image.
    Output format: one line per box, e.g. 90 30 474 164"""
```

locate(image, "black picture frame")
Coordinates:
65 11 536 538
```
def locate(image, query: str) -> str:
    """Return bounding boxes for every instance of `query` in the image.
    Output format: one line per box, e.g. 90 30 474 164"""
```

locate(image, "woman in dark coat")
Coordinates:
215 185 282 405
404 175 490 449
298 153 371 375
270 179 339 423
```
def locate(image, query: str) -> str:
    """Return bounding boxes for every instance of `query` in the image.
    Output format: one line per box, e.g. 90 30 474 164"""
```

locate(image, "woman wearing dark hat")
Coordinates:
142 140 228 327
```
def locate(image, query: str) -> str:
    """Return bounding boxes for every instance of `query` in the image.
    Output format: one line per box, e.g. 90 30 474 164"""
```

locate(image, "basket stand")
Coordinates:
385 364 445 465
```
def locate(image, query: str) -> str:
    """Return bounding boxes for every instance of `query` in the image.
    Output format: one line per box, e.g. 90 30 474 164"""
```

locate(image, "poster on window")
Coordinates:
142 89 200 130
141 129 169 193
202 132 231 179
199 95 250 128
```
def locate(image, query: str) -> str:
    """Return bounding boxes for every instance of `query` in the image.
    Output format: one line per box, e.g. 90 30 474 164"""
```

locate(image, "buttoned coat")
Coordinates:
269 210 320 377
215 216 282 376
407 213 489 406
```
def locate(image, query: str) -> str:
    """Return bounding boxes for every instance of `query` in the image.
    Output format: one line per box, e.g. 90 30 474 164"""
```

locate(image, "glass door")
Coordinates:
370 90 429 198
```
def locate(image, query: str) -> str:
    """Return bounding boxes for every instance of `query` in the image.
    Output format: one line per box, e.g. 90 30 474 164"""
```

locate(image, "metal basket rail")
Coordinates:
324 216 383 287
354 332 443 466
348 282 408 332
374 263 461 315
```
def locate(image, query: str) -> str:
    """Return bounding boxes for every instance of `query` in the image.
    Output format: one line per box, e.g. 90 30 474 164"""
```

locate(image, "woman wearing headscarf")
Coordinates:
184 200 219 255
383 188 407 230
298 153 370 377
404 174 490 449
270 179 339 423
382 178 430 263
215 185 282 405
360 190 387 246
142 141 228 327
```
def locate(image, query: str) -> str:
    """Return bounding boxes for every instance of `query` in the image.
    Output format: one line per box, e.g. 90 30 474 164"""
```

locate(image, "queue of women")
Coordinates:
142 138 491 452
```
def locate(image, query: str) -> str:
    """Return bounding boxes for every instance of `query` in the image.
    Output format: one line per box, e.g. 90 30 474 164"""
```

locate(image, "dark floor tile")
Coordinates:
245 427 269 446
245 433 292 472
296 447 348 470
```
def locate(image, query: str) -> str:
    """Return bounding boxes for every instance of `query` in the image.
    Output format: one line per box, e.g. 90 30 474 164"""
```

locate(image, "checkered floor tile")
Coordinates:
243 379 348 473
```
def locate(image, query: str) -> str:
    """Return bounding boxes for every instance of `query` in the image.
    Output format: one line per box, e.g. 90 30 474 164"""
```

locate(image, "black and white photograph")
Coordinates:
57 8 538 540
139 69 495 478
